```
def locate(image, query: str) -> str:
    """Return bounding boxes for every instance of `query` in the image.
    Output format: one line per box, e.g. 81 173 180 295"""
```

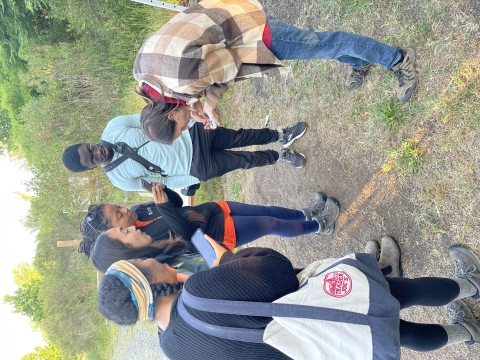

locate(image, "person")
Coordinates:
89 184 340 272
79 184 184 257
97 243 480 359
61 114 307 191
134 0 418 131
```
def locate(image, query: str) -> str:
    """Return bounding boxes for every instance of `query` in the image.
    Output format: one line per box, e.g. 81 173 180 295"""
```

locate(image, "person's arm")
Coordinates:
162 187 183 208
185 247 299 301
152 183 196 241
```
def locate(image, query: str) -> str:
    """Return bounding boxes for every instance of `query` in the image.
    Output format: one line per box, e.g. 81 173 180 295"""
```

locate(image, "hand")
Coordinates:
203 102 222 129
203 234 228 267
189 101 210 124
151 182 168 204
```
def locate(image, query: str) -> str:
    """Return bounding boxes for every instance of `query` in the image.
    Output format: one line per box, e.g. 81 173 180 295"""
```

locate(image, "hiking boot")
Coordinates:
391 47 418 104
346 62 373 90
279 122 307 148
445 300 480 345
365 240 380 261
279 148 305 169
378 236 401 277
300 192 327 220
312 197 340 235
449 245 480 299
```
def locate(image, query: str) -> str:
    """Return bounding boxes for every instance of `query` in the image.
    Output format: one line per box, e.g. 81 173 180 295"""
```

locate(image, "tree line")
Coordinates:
1 0 174 358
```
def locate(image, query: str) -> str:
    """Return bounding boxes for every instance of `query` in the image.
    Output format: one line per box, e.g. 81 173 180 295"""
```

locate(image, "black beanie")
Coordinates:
62 144 90 172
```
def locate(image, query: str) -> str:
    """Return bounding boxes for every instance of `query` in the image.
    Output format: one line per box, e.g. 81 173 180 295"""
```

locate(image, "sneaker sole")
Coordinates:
398 47 418 104
283 127 307 148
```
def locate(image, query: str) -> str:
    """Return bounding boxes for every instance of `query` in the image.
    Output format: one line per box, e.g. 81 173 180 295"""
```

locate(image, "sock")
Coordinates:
452 278 478 300
276 129 283 142
440 324 472 345
276 149 281 160
393 49 406 67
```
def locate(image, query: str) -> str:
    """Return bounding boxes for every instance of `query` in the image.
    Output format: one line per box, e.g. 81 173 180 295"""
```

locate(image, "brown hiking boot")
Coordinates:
391 47 418 103
346 62 373 90
377 236 401 277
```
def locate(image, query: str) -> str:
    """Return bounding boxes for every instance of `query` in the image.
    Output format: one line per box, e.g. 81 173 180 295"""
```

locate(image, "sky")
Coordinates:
0 155 45 359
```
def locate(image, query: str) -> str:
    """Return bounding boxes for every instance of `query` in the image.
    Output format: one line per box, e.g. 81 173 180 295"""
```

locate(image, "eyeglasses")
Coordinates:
88 143 102 165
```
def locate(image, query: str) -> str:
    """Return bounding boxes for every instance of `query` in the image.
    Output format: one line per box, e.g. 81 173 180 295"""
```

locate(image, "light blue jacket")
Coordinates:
101 114 200 191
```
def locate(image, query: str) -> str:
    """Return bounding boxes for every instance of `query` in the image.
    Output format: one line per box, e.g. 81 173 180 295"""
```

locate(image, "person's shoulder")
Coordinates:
102 114 143 141
106 114 141 127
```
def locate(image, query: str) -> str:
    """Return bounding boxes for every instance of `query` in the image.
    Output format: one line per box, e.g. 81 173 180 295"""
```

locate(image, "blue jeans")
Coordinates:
266 14 401 70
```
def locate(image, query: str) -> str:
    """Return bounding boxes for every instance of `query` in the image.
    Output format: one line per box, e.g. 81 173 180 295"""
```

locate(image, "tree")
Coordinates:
3 262 44 325
22 343 62 360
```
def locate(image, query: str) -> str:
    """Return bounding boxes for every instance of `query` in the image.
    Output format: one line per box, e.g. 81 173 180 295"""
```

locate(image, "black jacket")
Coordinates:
130 193 225 250
160 248 299 360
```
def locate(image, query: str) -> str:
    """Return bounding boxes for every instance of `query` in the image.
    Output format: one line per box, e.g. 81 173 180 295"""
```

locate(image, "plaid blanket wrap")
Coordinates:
133 0 288 108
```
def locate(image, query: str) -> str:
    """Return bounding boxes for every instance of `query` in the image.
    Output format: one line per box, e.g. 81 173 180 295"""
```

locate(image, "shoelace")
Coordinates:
281 149 296 161
281 126 294 139
452 258 478 279
447 306 469 323
393 60 414 86
351 68 369 79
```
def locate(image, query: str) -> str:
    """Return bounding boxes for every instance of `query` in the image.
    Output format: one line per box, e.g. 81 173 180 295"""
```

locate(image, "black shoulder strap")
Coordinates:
100 140 167 176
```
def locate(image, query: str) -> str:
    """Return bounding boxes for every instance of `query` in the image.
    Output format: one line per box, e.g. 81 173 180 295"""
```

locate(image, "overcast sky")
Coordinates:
0 155 45 359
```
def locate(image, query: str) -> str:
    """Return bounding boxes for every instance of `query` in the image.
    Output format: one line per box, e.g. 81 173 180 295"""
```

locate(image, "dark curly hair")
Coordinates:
91 230 187 273
97 264 184 325
62 143 90 172
78 204 110 258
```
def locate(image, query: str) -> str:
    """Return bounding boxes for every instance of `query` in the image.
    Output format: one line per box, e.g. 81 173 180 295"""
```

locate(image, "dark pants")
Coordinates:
225 202 318 247
189 123 279 181
386 277 461 351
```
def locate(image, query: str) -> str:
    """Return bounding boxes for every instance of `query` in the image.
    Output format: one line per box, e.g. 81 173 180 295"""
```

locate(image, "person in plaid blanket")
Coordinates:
134 0 418 139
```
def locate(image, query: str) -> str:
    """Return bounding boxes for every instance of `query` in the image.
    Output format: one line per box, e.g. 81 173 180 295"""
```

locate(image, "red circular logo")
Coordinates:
323 271 352 298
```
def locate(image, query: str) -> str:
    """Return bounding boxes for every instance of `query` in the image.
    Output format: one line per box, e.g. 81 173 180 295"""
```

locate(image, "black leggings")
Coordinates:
226 202 318 246
386 277 460 351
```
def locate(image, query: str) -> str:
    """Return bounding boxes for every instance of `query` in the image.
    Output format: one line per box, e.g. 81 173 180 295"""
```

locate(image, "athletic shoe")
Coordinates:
279 148 305 169
312 197 340 235
449 245 480 299
365 240 380 261
346 62 373 90
377 236 401 277
445 299 480 345
278 122 307 148
391 47 418 103
300 192 327 220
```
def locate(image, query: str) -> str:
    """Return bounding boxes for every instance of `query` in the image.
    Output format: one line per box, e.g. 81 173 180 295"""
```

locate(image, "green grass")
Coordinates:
197 178 224 204
371 98 408 132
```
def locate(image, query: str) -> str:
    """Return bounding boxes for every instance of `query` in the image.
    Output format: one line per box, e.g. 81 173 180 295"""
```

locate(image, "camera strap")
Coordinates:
100 140 167 176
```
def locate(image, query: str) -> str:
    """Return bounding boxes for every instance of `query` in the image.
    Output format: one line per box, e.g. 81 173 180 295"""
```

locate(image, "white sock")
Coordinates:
440 324 472 345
